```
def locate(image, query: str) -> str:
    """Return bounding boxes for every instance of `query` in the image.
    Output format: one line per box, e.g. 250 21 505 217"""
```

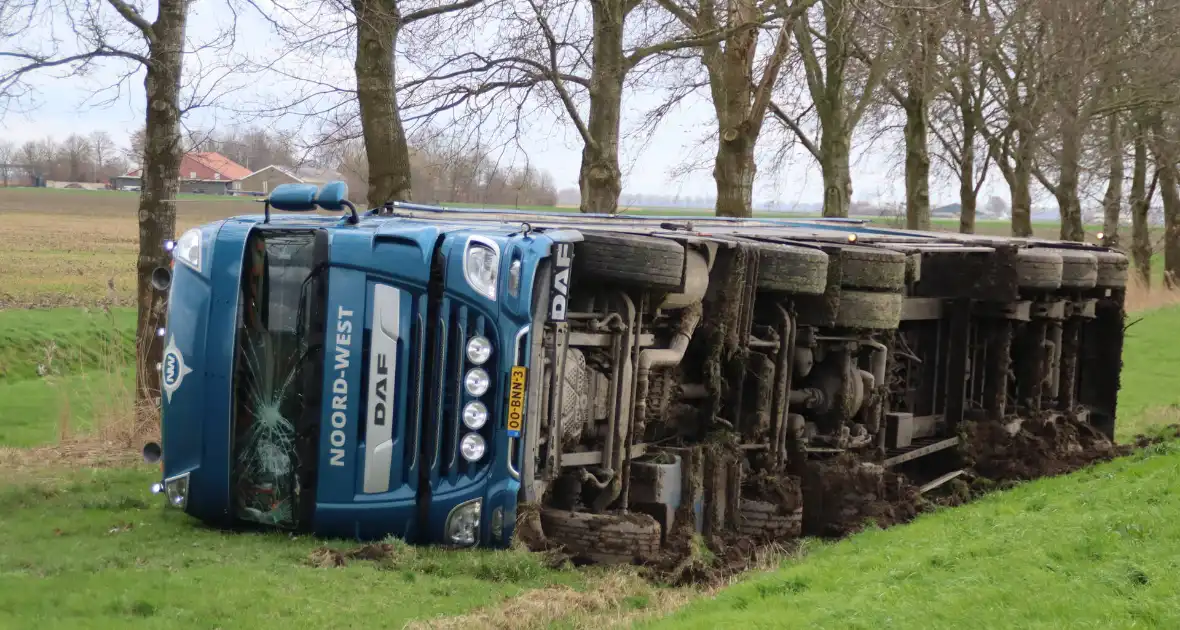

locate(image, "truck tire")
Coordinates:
573 232 685 292
1052 249 1098 289
756 244 830 295
539 509 661 564
834 291 903 330
839 246 907 291
1014 248 1063 290
1095 251 1129 288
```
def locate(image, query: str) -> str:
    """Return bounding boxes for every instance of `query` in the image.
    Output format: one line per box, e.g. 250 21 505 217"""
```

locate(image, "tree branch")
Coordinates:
769 101 821 159
403 0 483 25
105 0 156 43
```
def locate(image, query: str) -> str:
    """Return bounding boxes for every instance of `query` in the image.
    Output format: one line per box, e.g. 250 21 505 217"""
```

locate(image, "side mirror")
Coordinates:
268 183 319 212
143 442 162 464
315 181 348 211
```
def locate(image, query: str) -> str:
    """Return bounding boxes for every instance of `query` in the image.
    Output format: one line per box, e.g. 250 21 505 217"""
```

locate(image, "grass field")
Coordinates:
4 186 1180 628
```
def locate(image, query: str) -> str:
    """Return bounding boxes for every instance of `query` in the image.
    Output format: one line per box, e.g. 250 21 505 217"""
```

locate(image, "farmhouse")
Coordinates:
112 152 252 194
237 165 344 194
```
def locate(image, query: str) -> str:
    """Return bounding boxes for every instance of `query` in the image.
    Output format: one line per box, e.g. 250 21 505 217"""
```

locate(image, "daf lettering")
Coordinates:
549 243 572 322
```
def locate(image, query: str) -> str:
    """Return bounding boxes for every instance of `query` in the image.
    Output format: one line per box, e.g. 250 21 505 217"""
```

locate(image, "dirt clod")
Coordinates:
963 416 1123 482
306 543 398 568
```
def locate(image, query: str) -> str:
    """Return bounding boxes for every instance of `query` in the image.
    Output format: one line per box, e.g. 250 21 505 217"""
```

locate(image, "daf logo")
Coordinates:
162 336 193 403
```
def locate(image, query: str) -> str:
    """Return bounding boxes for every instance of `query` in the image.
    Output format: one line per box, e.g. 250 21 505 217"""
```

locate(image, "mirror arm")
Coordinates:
341 200 359 224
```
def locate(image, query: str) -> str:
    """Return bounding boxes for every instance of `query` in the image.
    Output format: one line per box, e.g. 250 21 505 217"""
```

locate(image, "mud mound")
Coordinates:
1131 424 1180 449
801 455 922 538
645 531 785 588
963 416 1123 482
307 542 402 568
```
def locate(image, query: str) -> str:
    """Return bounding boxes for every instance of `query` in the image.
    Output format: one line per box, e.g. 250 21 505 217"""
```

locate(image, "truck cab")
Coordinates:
149 181 1129 559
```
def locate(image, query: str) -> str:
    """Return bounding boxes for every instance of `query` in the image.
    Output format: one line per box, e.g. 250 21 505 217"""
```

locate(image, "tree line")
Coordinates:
0 133 129 185
4 0 1179 412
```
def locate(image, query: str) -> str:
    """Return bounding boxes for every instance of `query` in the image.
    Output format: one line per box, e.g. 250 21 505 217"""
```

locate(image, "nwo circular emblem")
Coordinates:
162 336 193 402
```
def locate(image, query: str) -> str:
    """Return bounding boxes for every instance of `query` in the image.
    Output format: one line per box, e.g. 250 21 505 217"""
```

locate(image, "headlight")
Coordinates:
466 335 492 365
460 432 487 462
163 472 190 509
464 368 490 396
445 498 482 546
173 228 202 272
463 239 500 301
463 401 489 430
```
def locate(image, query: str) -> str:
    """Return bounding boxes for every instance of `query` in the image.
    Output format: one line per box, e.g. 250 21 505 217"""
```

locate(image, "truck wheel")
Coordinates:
1095 251 1129 288
1056 249 1098 289
756 244 829 295
573 232 685 292
834 291 903 330
539 508 662 564
839 246 907 291
1014 248 1063 290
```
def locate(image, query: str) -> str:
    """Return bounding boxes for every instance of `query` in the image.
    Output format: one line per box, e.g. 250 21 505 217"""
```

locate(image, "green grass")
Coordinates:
647 444 1180 629
0 308 134 383
1116 306 1180 422
0 369 132 447
0 467 587 630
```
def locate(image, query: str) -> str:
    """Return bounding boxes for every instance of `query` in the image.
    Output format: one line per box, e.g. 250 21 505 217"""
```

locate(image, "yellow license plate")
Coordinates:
507 366 527 437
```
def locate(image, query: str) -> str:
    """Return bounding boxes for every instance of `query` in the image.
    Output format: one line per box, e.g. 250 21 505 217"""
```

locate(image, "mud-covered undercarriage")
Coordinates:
515 224 1127 564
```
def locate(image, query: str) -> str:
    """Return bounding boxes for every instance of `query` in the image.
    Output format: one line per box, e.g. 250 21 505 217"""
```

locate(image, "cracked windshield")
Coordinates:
234 230 321 528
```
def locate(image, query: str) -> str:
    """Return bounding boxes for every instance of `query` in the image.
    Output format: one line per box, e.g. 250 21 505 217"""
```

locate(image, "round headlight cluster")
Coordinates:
466 335 492 365
464 367 490 397
463 401 488 430
460 433 487 462
460 334 494 463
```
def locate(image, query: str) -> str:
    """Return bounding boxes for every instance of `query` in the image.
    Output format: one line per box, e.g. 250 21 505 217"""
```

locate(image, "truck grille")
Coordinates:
427 298 496 485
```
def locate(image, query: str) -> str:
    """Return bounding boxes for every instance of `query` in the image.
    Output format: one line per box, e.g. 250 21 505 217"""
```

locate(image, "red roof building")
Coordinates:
114 151 251 194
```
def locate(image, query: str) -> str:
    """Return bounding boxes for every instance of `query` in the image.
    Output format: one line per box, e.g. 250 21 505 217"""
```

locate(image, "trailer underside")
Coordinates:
385 208 1128 565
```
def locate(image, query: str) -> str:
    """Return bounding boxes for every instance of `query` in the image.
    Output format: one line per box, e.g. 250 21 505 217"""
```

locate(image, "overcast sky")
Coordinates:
0 1 1031 209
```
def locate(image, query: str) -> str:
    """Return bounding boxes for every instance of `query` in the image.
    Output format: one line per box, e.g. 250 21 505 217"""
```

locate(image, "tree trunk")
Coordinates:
820 125 852 218
1149 114 1180 288
579 0 625 214
1101 113 1123 248
1010 129 1034 237
136 0 188 416
1056 112 1085 242
354 0 413 206
958 92 976 234
1130 123 1151 285
903 99 930 230
714 131 756 217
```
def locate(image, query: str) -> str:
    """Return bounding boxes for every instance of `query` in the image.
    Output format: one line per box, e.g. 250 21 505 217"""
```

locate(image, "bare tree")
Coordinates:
90 131 116 181
350 0 484 205
933 0 993 234
2 0 190 415
659 0 815 217
414 0 767 214
772 0 889 217
61 134 94 181
868 2 950 230
977 0 1051 237
0 140 13 186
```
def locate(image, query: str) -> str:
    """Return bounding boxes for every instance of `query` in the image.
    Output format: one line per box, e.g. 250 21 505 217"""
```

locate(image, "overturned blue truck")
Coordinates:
146 181 1127 562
